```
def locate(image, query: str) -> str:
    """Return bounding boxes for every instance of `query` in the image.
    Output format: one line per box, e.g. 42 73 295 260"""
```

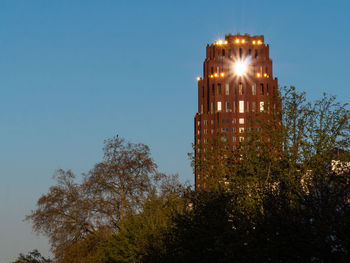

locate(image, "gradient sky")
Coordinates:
1 0 349 261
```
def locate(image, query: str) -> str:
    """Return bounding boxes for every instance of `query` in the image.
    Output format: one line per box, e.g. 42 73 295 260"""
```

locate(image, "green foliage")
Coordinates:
26 87 350 262
89 178 185 263
164 87 350 262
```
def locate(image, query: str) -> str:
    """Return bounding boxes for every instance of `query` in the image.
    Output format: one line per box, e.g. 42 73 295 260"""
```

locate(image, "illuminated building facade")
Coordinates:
194 33 278 188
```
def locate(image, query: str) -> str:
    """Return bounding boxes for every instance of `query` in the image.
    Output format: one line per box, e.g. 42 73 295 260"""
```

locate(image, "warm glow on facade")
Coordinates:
194 33 278 189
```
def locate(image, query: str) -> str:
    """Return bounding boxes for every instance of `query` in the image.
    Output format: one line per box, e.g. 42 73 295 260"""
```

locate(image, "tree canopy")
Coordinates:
24 87 350 262
12 250 52 263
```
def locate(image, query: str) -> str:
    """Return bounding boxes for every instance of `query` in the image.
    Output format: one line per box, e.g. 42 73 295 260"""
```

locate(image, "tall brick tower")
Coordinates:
194 33 278 189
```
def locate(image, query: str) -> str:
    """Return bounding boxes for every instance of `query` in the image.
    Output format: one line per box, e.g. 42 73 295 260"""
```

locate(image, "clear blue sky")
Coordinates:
1 0 349 261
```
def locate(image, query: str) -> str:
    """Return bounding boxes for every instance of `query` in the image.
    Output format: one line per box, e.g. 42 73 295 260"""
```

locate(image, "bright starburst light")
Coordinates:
232 57 251 78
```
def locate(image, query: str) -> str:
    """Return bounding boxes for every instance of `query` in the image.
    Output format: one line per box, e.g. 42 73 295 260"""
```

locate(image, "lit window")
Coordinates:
217 101 222 111
211 129 214 134
211 120 214 125
239 118 244 124
225 83 229 95
197 139 201 144
226 102 230 112
239 83 243 95
260 101 264 112
252 102 256 112
239 128 245 133
239 101 244 113
197 121 200 126
239 137 244 142
197 130 200 135
252 84 256 95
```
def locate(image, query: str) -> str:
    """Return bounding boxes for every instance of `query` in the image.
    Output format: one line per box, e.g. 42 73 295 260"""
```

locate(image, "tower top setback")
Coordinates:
208 33 265 47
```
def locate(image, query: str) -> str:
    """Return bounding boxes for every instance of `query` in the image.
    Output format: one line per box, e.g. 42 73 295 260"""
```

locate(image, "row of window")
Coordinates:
197 136 245 144
222 127 245 133
206 83 269 97
209 65 269 77
209 46 261 60
197 127 262 135
199 118 244 126
198 118 267 127
201 101 265 114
